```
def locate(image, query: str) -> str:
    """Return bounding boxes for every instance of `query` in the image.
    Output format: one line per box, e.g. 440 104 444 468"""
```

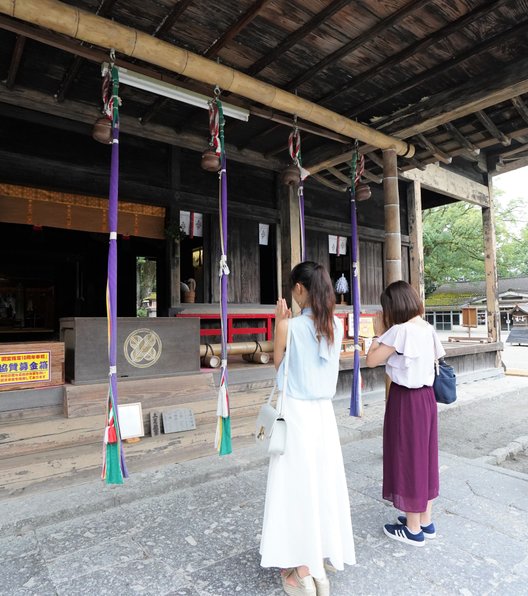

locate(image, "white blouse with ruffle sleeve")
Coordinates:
378 321 446 388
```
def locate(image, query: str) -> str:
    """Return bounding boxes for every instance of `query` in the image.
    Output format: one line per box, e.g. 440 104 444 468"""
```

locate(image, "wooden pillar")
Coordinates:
278 177 301 311
383 149 402 285
482 177 500 343
168 147 181 309
407 179 425 303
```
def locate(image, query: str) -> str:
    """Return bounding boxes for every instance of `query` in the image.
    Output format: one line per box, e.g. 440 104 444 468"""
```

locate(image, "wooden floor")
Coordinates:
0 363 273 499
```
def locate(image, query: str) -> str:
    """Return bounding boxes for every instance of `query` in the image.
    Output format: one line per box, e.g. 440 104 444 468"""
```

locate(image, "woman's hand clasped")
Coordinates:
275 298 292 323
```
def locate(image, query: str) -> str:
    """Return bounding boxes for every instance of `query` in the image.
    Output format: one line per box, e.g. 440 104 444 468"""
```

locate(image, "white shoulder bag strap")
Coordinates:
267 320 292 415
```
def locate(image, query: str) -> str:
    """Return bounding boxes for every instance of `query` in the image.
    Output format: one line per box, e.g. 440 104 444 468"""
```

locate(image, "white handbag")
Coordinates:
255 321 291 456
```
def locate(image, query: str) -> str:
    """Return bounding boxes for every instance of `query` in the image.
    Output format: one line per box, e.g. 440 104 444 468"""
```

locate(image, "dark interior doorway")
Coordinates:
330 250 351 306
0 223 166 340
259 224 277 304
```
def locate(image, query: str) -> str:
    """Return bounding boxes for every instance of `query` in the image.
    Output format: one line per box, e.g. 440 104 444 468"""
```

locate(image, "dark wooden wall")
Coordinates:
0 110 412 312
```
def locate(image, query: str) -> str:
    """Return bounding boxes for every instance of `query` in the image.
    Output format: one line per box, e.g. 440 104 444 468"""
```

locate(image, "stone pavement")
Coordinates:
2 376 528 596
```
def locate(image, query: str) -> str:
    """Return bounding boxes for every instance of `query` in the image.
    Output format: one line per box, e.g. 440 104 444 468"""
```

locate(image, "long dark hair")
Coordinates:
290 261 335 343
380 280 424 328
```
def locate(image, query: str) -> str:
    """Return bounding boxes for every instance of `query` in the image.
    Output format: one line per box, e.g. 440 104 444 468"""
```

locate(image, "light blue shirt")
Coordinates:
277 308 343 400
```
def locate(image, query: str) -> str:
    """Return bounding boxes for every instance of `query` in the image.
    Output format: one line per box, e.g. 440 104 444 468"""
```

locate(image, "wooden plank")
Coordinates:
204 0 272 58
349 20 528 119
0 405 63 422
475 110 511 146
64 373 218 418
400 163 489 206
359 240 383 305
318 0 514 105
0 85 282 172
5 34 25 89
285 0 428 91
0 392 267 459
0 0 414 157
246 0 351 76
379 55 528 139
0 407 262 495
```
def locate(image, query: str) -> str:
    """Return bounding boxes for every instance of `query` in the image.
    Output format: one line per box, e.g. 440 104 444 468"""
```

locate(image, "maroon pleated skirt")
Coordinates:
383 382 439 513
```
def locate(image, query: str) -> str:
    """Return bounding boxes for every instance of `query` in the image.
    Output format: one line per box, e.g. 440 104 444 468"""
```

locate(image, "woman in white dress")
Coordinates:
260 261 356 596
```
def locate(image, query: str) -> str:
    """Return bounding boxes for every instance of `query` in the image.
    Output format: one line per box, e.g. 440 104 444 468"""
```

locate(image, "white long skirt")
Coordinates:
259 397 356 579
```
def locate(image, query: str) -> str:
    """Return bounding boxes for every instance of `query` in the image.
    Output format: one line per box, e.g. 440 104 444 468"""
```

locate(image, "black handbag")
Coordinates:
433 358 457 404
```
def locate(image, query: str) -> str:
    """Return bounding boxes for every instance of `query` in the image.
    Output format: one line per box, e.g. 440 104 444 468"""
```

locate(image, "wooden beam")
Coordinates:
349 20 528 118
240 109 350 149
279 182 302 302
377 55 528 139
383 149 402 284
400 163 489 207
204 0 271 57
153 0 194 38
318 0 512 106
475 110 511 146
312 174 347 193
482 178 500 343
492 154 528 175
145 0 270 124
328 167 349 184
55 0 118 102
307 149 354 174
361 169 383 185
0 84 282 171
245 0 350 76
328 162 383 185
305 58 528 175
139 1 196 122
403 156 427 171
495 142 528 159
511 96 528 126
5 34 25 89
240 123 282 150
284 0 428 91
443 122 480 157
407 180 424 303
0 0 413 156
416 134 452 164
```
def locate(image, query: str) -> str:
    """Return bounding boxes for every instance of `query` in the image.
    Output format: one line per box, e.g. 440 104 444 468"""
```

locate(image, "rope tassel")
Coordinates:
209 96 232 456
100 62 127 483
348 142 363 418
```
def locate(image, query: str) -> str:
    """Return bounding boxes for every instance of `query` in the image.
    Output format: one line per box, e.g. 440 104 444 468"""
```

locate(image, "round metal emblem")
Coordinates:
123 328 162 368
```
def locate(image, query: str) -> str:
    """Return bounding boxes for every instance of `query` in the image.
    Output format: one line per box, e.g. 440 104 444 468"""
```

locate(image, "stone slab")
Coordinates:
162 409 196 434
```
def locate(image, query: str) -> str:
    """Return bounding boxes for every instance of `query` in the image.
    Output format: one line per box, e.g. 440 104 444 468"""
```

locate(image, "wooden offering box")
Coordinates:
0 342 64 391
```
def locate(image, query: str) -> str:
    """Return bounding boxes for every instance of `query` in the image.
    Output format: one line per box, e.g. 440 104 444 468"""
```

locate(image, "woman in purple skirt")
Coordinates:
366 280 445 547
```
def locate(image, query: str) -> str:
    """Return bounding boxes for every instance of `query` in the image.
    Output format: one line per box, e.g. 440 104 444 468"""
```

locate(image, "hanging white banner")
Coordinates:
338 236 347 256
328 234 337 254
259 223 269 246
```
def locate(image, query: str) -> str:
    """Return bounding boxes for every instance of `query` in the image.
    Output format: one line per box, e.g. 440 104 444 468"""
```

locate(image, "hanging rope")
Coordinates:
210 91 232 456
288 120 306 260
101 55 128 483
348 141 363 418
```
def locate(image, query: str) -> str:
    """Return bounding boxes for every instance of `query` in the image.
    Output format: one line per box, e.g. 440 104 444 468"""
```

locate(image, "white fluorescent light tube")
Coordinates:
108 64 250 122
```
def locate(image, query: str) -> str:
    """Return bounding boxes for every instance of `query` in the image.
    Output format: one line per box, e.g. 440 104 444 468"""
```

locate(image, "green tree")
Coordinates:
422 192 528 296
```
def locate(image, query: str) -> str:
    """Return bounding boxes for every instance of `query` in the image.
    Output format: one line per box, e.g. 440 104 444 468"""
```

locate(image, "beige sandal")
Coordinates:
313 572 330 596
281 568 316 596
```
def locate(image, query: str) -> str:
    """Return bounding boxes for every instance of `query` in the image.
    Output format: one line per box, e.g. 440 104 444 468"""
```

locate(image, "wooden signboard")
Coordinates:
0 342 64 391
462 307 478 328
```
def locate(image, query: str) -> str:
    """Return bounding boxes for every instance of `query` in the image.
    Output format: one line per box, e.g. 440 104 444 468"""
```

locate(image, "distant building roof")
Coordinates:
426 277 528 309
